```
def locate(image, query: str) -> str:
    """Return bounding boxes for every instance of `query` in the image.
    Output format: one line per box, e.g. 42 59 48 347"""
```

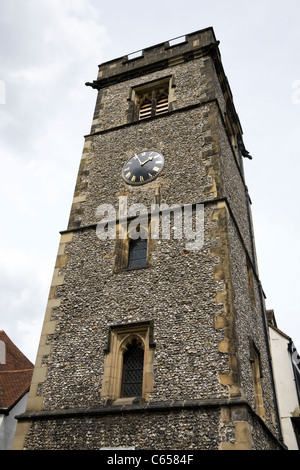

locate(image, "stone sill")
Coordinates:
16 396 245 421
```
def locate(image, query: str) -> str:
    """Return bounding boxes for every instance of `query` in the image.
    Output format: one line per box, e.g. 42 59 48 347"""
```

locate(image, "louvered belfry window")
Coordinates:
121 339 144 397
139 95 152 119
138 85 169 120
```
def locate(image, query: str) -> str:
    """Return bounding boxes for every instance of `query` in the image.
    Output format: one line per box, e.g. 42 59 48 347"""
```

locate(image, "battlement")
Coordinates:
86 27 219 89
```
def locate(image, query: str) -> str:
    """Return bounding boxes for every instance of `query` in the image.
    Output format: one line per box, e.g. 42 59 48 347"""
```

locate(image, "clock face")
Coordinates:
122 150 164 185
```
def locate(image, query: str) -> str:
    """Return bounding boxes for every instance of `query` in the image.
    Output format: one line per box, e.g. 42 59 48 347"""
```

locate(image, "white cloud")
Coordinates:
15 319 44 363
0 0 110 361
10 1 109 87
10 59 68 87
43 4 108 59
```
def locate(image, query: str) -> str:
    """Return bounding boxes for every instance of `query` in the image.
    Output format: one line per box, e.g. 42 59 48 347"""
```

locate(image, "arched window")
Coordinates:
101 321 155 402
121 339 144 397
127 77 173 122
138 86 169 120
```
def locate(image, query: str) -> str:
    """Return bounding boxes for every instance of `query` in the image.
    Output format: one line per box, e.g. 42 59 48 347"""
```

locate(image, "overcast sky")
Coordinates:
0 0 300 363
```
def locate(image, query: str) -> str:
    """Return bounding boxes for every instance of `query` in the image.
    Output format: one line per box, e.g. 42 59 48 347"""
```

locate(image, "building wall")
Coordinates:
14 28 282 450
269 327 300 449
0 393 29 450
18 405 281 450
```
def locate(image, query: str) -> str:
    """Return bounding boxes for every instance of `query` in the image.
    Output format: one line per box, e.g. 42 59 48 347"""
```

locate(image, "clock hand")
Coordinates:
140 157 153 166
134 154 143 165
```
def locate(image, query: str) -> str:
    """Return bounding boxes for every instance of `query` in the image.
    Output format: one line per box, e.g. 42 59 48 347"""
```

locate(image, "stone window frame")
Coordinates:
250 340 266 421
127 75 176 122
101 320 155 403
114 216 152 273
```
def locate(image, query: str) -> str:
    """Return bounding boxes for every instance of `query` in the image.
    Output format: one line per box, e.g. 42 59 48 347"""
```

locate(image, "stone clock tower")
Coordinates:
14 28 283 450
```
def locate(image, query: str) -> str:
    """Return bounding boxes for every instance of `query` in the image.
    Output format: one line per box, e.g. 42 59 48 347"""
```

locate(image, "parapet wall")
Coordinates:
86 27 218 89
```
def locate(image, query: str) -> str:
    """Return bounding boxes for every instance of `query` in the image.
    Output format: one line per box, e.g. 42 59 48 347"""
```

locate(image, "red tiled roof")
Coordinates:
0 331 34 410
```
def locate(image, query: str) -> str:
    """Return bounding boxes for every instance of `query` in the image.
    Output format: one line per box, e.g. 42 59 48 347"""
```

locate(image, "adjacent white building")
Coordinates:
0 331 33 450
268 310 300 450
